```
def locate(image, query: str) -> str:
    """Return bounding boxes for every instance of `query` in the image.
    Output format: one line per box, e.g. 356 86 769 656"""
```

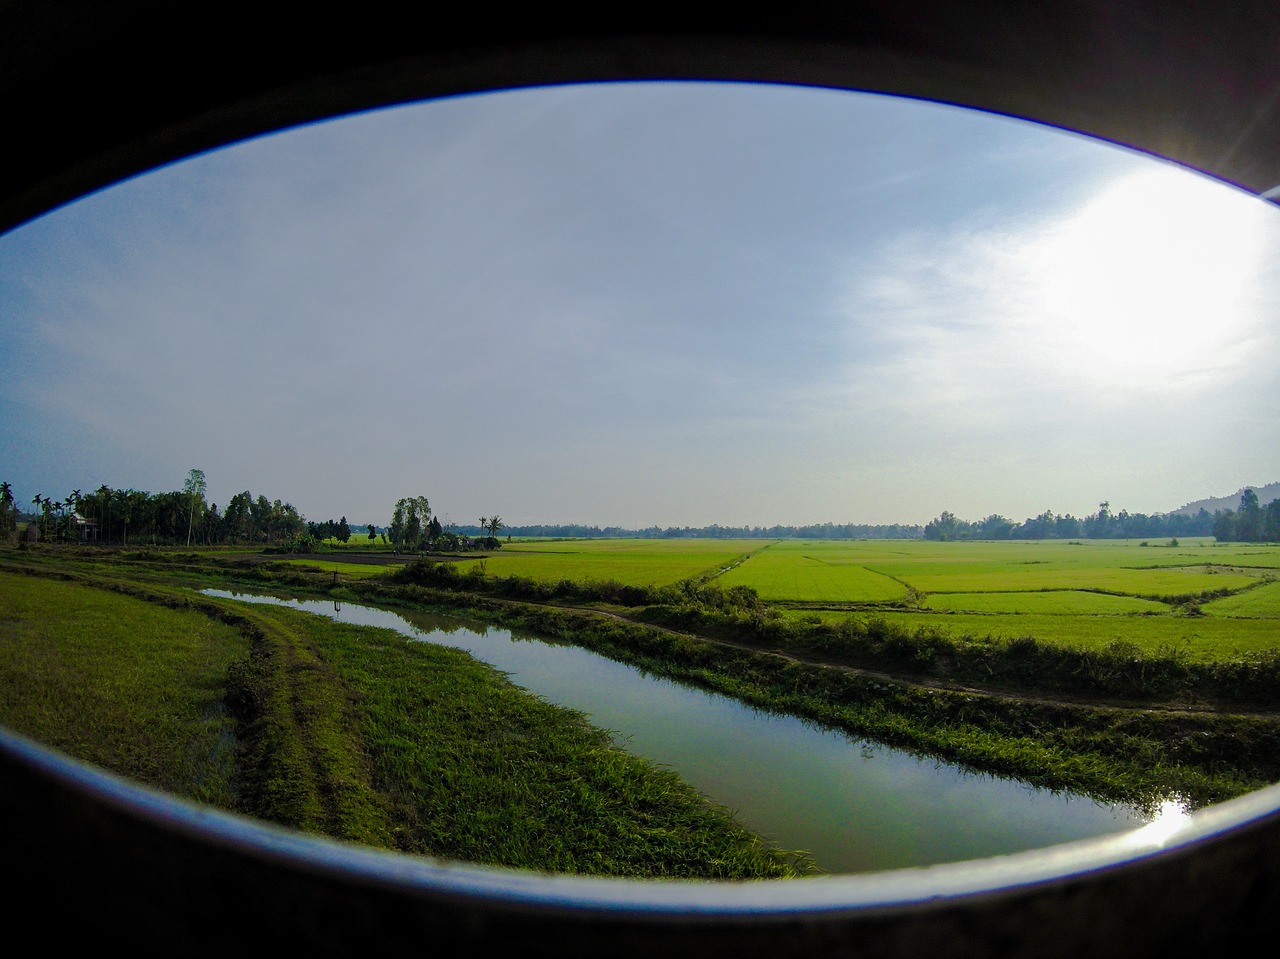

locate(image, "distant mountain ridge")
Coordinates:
1169 482 1280 516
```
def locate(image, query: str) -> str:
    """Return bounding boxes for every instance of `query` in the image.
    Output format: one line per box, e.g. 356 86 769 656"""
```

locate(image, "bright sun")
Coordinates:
1033 164 1269 384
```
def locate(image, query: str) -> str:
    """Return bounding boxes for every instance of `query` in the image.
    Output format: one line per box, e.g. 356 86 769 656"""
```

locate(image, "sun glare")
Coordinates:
1123 796 1194 849
1032 165 1269 384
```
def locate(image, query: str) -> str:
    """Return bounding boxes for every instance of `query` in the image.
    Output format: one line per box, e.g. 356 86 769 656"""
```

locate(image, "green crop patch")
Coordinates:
0 570 249 805
280 559 394 579
922 590 1172 614
716 541 908 602
1203 580 1280 617
454 539 766 586
780 607 1280 660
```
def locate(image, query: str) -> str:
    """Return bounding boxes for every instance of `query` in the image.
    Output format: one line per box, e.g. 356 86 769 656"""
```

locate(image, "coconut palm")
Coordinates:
100 486 112 544
0 482 14 541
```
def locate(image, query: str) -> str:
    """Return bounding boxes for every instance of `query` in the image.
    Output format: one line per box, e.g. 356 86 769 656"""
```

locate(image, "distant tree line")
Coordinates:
7 472 308 547
924 494 1279 542
490 522 923 540
1211 489 1280 542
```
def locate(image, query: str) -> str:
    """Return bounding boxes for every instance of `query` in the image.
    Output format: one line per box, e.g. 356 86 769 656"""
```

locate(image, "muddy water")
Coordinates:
203 589 1157 874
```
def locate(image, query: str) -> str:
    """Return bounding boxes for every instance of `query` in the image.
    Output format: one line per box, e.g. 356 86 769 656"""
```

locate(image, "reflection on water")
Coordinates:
203 589 1154 873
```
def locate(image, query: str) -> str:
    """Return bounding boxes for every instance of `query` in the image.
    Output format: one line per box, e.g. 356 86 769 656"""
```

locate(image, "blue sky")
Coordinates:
3 81 1278 528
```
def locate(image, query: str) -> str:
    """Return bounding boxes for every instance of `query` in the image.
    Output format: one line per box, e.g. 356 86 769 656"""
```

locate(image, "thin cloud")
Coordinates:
2 82 1277 528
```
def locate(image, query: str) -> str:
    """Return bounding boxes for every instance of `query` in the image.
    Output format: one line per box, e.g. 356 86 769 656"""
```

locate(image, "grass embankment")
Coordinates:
9 544 1280 819
0 570 246 806
0 561 808 878
74 550 1277 812
339 555 1280 709
354 570 1277 811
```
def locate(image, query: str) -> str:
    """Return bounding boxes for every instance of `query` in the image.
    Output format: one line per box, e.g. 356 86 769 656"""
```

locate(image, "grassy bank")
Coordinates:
0 570 248 806
7 544 1280 831
352 575 1276 811
0 559 810 878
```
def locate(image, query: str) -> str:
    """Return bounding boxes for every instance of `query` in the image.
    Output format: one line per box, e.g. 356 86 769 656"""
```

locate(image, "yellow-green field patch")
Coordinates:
716 542 908 602
454 539 768 586
280 559 395 579
871 562 1257 598
1202 580 1280 617
779 607 1280 660
922 590 1171 614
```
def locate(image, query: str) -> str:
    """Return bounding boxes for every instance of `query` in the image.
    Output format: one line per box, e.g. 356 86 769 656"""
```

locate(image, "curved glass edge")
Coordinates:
5 723 1279 917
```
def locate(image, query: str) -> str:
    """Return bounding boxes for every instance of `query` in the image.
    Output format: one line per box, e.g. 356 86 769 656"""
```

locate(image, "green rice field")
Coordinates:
778 607 1280 659
706 538 1278 660
451 538 767 586
381 536 1279 661
269 535 1277 663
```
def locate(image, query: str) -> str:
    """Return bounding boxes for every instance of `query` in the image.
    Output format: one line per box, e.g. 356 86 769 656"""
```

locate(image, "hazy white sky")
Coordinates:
3 81 1278 528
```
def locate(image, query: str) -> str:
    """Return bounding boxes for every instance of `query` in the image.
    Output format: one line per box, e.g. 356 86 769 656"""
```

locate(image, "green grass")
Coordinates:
452 538 767 586
441 597 1277 810
0 569 248 806
715 541 909 602
704 538 1273 601
283 608 808 877
710 539 1279 662
8 539 1280 843
279 559 396 579
1202 580 1280 617
778 607 1280 660
0 557 807 879
922 590 1172 614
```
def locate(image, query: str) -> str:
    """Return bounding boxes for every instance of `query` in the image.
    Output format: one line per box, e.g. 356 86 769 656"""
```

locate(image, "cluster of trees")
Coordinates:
8 471 308 547
308 517 353 544
385 499 506 553
388 496 439 552
4 474 501 555
18 480 213 546
1211 489 1280 542
189 486 308 546
923 497 1277 542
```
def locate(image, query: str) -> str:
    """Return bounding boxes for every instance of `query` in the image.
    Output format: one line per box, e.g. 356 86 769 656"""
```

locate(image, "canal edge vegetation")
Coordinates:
4 539 1279 873
0 559 812 879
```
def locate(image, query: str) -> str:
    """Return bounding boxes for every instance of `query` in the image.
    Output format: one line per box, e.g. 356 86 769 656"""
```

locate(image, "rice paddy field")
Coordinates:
719 538 1280 661
272 536 1280 662
449 538 769 587
402 536 1280 662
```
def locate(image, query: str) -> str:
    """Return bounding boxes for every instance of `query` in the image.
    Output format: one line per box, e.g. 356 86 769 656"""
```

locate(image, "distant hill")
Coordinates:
1169 482 1280 516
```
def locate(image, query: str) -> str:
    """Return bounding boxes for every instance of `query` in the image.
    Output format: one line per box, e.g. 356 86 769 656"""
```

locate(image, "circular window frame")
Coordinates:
3 5 1279 954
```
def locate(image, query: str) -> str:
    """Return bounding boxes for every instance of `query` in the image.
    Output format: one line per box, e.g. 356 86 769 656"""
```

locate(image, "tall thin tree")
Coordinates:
184 468 207 547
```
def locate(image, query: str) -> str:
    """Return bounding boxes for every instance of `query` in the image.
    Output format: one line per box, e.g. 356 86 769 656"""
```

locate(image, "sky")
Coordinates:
2 81 1279 529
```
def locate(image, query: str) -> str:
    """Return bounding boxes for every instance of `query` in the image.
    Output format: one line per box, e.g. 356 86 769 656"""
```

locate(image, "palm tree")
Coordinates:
49 500 63 542
101 486 112 544
488 515 503 540
478 517 487 539
115 487 130 546
69 488 82 542
0 482 14 542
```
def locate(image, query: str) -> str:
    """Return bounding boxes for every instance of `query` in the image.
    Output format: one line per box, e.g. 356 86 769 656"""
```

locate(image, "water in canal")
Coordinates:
203 589 1166 873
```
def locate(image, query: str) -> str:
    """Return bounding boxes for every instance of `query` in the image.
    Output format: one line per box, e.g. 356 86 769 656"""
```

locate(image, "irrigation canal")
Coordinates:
201 589 1170 874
